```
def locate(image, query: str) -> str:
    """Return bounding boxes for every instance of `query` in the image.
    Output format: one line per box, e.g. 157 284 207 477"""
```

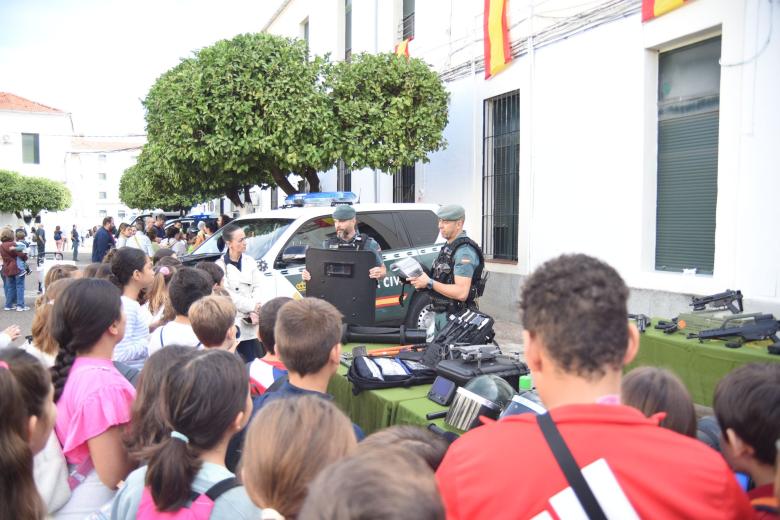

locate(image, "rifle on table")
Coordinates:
690 289 743 314
629 314 651 333
687 313 780 354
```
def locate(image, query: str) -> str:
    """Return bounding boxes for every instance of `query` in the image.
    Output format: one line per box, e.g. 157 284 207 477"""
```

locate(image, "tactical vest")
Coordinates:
430 236 486 313
326 233 370 251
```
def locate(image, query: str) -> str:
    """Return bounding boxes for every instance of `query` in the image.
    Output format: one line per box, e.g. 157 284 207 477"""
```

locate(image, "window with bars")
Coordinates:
482 91 519 261
337 159 352 192
655 37 721 275
393 165 415 203
402 0 415 40
345 0 352 61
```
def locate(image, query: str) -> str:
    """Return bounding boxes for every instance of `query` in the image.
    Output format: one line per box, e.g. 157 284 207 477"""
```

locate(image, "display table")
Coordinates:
626 323 779 406
331 327 780 434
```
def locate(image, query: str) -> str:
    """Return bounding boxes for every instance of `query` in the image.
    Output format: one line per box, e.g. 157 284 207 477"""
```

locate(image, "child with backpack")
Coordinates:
111 349 259 519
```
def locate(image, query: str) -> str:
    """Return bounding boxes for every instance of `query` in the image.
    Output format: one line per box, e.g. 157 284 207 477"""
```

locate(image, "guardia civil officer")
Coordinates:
302 205 387 281
409 204 484 333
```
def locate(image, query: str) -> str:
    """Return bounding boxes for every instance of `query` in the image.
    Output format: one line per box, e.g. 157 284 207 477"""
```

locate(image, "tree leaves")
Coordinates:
0 169 71 217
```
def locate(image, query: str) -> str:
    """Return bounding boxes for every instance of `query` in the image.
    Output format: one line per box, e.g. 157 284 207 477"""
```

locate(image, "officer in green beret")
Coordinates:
409 204 484 333
302 205 387 281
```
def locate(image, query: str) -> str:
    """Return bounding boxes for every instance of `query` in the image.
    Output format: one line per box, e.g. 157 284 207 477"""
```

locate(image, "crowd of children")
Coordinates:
0 248 778 519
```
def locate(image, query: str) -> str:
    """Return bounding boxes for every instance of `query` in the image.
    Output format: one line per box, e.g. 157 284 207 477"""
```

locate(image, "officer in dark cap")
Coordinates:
409 204 484 332
302 205 387 281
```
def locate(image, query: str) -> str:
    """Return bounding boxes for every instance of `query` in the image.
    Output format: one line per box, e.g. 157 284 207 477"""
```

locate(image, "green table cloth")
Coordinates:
626 322 780 406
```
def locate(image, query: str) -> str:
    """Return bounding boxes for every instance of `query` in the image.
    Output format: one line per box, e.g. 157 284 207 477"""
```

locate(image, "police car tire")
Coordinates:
404 292 435 329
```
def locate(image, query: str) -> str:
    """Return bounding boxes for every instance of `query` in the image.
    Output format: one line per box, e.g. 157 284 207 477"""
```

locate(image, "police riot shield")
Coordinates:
306 248 377 325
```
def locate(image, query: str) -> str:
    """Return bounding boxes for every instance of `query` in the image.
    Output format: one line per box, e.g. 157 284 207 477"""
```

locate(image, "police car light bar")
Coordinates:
283 192 358 208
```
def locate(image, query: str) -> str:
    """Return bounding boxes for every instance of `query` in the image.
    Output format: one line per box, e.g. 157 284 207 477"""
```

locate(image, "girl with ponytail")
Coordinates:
0 348 57 520
110 247 155 370
112 349 259 519
50 278 136 518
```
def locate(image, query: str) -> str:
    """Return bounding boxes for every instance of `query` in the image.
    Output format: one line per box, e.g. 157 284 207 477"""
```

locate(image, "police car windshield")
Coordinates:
190 219 293 260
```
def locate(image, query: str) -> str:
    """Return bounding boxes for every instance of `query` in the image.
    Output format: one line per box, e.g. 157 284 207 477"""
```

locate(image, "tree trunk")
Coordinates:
303 167 321 193
225 187 243 208
271 167 298 196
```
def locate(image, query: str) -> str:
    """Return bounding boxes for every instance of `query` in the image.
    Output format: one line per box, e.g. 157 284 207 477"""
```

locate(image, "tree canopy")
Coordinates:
140 33 450 200
328 53 449 172
0 169 72 218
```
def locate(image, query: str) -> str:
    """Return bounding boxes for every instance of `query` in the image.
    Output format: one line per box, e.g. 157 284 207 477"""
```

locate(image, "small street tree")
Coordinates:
328 53 450 173
0 169 72 218
143 33 338 200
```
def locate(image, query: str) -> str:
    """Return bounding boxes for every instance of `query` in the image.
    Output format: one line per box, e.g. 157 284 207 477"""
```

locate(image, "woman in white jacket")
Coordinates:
216 224 266 362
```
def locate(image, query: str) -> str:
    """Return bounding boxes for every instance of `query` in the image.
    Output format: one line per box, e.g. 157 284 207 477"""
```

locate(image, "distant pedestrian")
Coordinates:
53 226 64 253
1 227 29 311
91 217 115 263
70 224 80 261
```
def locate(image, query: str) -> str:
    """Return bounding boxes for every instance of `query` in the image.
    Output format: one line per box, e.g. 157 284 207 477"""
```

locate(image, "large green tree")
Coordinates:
328 53 450 172
143 33 338 200
0 169 71 218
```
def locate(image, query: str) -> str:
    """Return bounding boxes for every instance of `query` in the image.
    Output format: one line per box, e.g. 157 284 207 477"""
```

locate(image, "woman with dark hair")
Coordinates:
0 348 58 519
215 224 266 363
217 214 233 229
50 278 136 517
54 225 64 253
110 248 155 370
111 349 258 518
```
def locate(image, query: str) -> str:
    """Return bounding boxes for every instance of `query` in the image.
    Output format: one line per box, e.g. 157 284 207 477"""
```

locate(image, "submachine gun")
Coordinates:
690 289 743 314
687 313 780 354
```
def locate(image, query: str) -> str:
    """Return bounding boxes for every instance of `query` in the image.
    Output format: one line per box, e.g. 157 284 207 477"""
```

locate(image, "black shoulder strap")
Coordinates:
205 477 240 501
536 413 608 520
265 374 288 393
449 237 485 272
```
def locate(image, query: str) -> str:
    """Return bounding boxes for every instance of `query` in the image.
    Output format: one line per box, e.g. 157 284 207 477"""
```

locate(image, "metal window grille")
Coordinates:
482 91 519 261
337 159 352 192
393 165 415 203
345 0 352 61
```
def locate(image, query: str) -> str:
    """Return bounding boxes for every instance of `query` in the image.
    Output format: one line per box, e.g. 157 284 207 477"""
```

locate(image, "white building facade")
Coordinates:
0 93 143 237
264 0 780 322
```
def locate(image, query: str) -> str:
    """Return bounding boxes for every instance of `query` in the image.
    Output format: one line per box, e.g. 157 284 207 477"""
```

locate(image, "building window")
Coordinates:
301 18 309 55
482 91 519 261
22 133 40 164
402 0 415 40
98 153 107 162
98 172 107 181
99 192 107 200
393 165 415 203
337 159 352 192
655 37 721 275
118 210 126 219
345 0 352 61
99 210 107 218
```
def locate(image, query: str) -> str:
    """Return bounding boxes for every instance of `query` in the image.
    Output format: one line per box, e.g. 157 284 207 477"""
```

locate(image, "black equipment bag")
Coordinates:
306 248 377 325
342 324 427 345
347 355 436 395
436 357 529 390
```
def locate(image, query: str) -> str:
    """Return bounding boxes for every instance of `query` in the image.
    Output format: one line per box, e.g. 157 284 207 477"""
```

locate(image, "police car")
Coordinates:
181 193 443 329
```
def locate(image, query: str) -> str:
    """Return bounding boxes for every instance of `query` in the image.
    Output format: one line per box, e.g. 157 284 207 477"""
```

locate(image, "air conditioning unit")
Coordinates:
1 135 11 145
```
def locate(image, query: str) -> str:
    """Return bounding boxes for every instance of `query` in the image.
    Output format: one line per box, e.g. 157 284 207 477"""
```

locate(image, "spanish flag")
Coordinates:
642 0 688 22
395 37 412 58
484 0 511 79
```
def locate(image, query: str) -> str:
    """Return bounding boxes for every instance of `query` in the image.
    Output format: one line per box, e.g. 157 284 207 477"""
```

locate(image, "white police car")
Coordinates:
181 193 443 328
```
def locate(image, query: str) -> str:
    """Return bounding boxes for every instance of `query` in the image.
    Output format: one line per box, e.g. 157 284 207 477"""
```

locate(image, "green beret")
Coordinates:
332 205 356 220
436 204 465 221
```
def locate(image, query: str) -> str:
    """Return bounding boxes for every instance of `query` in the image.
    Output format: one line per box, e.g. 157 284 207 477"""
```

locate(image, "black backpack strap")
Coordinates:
537 413 608 520
265 374 288 394
205 477 240 501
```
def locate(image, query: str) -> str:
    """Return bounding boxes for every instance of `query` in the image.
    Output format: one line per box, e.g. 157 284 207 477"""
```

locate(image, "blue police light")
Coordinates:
283 192 358 208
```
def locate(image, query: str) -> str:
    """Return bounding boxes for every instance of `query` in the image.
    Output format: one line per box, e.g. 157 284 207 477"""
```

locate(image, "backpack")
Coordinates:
136 477 239 520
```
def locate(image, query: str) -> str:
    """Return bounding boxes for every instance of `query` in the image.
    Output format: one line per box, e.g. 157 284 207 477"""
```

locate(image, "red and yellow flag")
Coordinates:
642 0 688 22
395 37 412 58
484 0 511 79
